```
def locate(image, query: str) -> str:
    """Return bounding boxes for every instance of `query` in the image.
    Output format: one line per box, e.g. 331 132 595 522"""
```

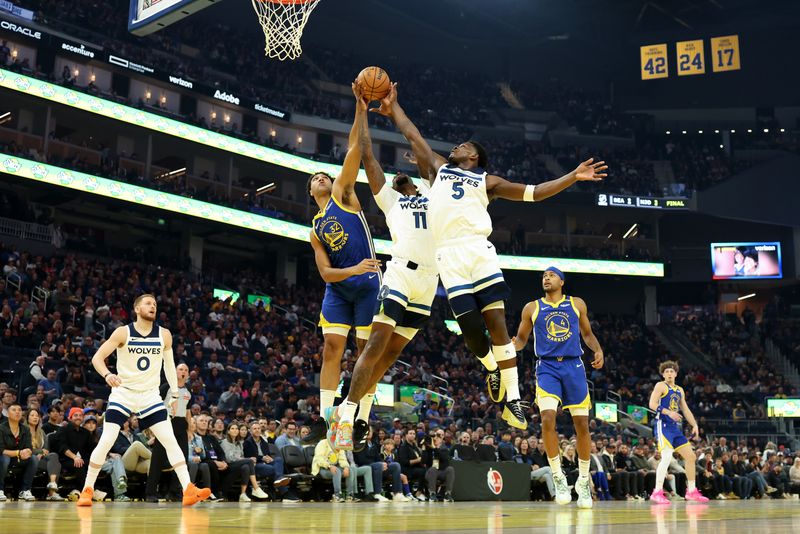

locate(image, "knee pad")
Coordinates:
457 310 490 357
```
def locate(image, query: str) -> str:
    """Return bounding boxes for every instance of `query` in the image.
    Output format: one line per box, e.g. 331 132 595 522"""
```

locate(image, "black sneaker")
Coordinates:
486 367 505 403
145 494 160 503
301 418 328 445
428 494 439 502
444 492 454 502
353 420 369 452
501 399 529 430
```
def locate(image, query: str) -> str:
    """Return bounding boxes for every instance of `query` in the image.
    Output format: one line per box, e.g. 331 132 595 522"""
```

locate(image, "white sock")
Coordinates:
687 480 696 492
320 389 336 420
84 463 101 491
175 463 191 489
357 393 374 422
477 351 498 371
578 458 590 479
655 449 673 492
548 455 564 478
492 343 520 400
340 399 358 424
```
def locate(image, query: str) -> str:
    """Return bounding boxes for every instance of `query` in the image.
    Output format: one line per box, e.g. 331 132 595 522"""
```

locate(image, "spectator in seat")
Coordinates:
311 436 351 502
187 416 211 492
39 369 62 402
345 449 377 501
789 457 800 496
42 405 64 434
196 414 228 501
0 404 37 501
589 442 611 501
353 426 393 502
220 421 269 502
25 407 64 500
111 417 151 476
381 438 413 501
497 430 516 462
630 445 656 494
423 432 455 502
83 415 130 502
529 438 556 499
57 407 92 495
243 420 290 494
722 452 752 499
616 444 645 500
398 428 427 501
275 421 301 450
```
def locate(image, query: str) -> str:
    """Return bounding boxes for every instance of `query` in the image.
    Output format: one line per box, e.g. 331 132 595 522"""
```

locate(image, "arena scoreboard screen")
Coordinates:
766 398 800 418
710 242 782 280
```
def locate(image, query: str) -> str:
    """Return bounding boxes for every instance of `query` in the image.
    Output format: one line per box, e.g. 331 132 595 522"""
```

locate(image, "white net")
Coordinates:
251 0 322 61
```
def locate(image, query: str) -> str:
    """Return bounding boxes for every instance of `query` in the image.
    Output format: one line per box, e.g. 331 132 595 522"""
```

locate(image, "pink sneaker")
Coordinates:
685 488 709 502
650 489 670 505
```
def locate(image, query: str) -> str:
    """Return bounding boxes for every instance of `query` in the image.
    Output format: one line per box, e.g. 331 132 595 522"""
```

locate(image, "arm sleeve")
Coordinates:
374 183 400 214
162 348 178 394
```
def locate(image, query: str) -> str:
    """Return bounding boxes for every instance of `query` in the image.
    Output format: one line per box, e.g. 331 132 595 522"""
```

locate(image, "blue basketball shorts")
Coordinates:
535 356 591 411
655 420 689 452
319 276 381 340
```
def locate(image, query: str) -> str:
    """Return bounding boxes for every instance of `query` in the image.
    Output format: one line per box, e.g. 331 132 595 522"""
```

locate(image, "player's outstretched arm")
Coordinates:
358 101 386 196
332 83 368 210
371 83 446 183
487 159 607 202
91 326 128 387
679 394 701 440
511 301 536 351
310 230 380 283
574 297 604 369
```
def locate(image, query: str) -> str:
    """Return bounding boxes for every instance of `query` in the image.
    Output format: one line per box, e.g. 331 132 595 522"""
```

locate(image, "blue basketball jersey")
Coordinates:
656 383 684 426
531 296 583 359
312 196 378 293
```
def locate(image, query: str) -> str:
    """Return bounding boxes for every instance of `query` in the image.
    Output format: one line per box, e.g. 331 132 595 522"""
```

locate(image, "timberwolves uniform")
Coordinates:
531 296 592 412
373 182 438 339
655 384 689 452
312 196 380 339
104 323 169 429
428 164 509 317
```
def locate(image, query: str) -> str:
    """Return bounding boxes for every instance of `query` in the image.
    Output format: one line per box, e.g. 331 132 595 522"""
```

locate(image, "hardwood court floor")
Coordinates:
1 499 799 533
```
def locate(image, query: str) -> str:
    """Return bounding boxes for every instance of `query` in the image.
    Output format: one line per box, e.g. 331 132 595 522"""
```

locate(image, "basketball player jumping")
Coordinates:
512 268 603 509
76 294 210 506
305 82 381 444
331 86 439 451
371 83 607 429
648 360 709 504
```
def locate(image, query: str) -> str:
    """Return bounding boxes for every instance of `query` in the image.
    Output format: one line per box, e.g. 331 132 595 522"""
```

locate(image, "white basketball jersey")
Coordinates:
374 183 435 268
428 164 492 245
116 323 165 391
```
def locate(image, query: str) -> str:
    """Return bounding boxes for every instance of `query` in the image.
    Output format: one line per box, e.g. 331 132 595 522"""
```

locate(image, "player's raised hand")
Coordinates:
351 81 368 111
591 350 604 369
351 258 382 276
369 82 398 117
105 373 122 388
574 158 607 181
690 425 700 441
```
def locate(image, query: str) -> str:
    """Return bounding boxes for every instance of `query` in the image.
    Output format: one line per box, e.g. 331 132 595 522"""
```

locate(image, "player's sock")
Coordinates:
578 459 590 479
655 449 673 492
687 480 696 492
493 343 520 400
548 455 564 478
339 399 358 424
477 351 498 372
175 463 191 489
320 389 336 420
84 463 101 491
357 393 374 423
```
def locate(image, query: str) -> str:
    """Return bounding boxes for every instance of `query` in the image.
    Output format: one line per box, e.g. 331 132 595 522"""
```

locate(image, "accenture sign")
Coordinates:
61 42 95 58
213 90 240 106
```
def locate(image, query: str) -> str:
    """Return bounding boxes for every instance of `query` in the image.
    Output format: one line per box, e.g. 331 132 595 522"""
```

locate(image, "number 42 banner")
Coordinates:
640 43 668 80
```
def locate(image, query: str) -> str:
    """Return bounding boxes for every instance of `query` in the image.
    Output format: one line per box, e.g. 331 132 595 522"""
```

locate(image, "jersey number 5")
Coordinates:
137 356 151 371
451 182 465 199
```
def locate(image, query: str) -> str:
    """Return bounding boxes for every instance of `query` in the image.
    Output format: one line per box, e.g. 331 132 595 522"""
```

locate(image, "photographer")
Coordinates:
422 432 455 502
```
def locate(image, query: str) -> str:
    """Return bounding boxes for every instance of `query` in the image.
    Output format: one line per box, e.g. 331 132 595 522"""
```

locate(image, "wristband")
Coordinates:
523 184 536 202
104 372 112 379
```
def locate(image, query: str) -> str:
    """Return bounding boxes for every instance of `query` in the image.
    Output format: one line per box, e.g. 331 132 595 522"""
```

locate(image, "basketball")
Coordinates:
357 66 391 101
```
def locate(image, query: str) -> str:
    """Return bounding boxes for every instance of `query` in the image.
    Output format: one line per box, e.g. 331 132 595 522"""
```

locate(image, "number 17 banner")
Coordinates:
711 35 741 72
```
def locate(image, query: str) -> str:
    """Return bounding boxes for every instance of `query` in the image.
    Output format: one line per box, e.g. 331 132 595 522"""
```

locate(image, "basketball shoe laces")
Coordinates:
487 370 502 396
506 399 530 419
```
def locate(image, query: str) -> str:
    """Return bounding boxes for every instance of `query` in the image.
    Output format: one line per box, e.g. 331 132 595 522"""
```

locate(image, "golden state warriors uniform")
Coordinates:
655 384 689 452
372 183 438 339
312 196 380 339
531 296 591 412
105 323 169 429
428 164 509 317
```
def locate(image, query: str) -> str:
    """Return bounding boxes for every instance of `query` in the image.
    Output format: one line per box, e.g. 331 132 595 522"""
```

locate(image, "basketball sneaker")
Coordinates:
302 418 329 445
325 406 341 450
334 421 354 451
76 487 93 507
685 488 709 503
576 476 592 509
649 489 670 505
182 483 212 506
486 367 505 403
352 420 369 452
501 399 529 430
553 473 572 505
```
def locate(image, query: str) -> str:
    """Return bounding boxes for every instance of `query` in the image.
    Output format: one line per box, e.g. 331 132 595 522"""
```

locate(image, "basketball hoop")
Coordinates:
251 0 322 61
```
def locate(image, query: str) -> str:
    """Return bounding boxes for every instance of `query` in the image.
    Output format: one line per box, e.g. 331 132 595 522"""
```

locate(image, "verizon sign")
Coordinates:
168 75 193 89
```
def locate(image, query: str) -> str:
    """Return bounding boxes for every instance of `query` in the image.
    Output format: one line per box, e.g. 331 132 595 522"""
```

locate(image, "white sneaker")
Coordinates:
18 490 35 502
46 493 65 501
553 474 572 505
415 493 427 502
251 487 269 500
374 493 389 502
0 490 6 502
239 493 252 502
46 482 58 491
393 493 409 502
576 477 592 509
